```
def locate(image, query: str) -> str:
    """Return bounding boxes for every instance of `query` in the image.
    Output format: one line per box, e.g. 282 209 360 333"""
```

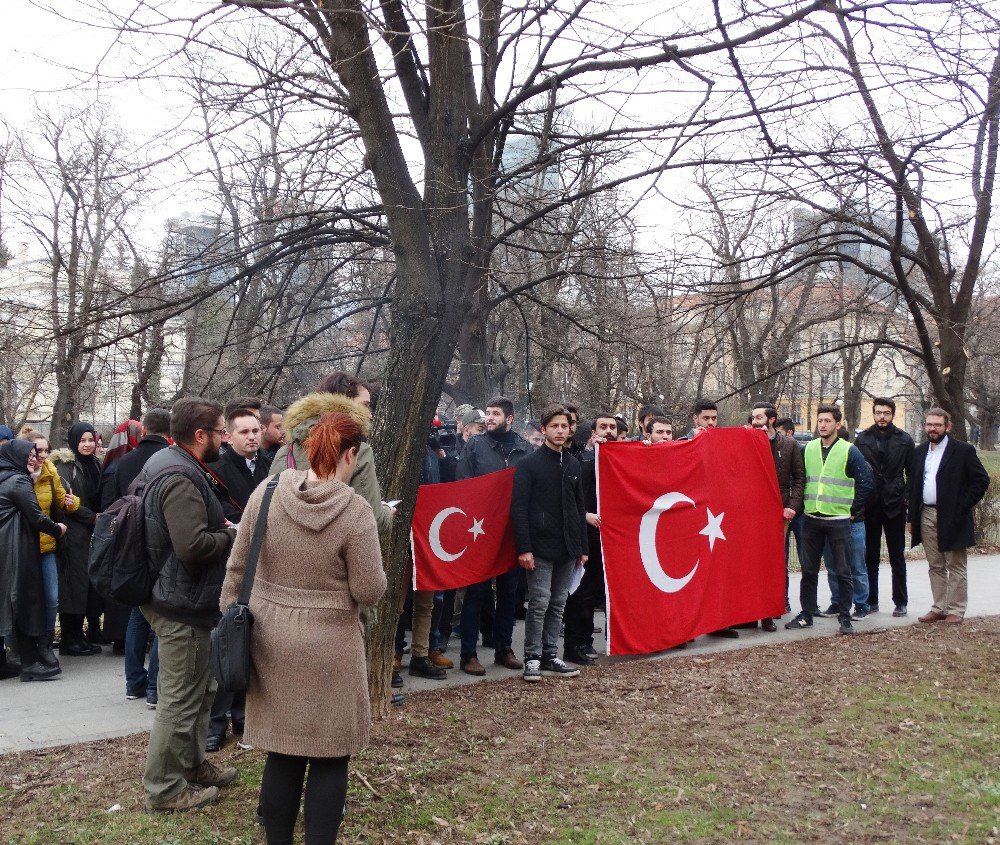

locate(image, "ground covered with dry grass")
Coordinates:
2 618 998 844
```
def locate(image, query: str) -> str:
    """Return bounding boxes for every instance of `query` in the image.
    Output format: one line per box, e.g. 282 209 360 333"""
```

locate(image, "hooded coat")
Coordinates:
51 445 101 616
268 392 392 533
220 470 387 757
0 441 62 636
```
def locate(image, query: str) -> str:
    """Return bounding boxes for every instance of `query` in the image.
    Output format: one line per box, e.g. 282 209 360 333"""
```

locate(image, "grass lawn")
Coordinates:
2 618 999 844
979 450 1000 476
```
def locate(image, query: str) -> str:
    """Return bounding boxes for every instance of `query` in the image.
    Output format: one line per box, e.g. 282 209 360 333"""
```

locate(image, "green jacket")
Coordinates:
268 391 393 533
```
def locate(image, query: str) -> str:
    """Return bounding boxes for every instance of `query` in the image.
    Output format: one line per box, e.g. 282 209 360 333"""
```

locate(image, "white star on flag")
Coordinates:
699 508 726 551
468 518 486 541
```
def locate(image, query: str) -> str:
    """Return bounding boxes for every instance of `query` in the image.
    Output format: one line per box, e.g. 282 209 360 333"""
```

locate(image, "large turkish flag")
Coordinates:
598 428 785 655
411 469 518 591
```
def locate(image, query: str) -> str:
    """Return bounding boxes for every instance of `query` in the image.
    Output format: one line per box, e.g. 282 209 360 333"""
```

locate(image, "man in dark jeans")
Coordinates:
855 397 914 616
456 396 532 675
112 407 172 710
510 404 588 682
563 412 619 665
786 404 873 635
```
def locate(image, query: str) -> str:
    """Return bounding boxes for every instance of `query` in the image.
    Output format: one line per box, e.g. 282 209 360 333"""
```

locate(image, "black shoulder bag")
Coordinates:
210 475 279 693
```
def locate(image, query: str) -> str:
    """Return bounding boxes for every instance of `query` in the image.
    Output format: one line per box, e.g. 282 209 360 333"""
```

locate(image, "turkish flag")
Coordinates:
598 428 785 655
411 469 517 591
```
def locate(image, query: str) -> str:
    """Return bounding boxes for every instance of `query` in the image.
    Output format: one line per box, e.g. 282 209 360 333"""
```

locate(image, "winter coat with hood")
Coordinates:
0 440 62 637
32 458 79 555
51 429 102 616
220 469 387 758
268 392 392 533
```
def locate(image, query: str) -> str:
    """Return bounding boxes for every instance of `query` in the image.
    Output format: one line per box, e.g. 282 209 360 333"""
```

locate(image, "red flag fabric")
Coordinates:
598 428 785 656
411 469 517 591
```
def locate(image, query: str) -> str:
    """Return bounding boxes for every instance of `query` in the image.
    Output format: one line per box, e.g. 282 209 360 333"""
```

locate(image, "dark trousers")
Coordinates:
460 569 518 659
864 508 908 607
260 752 349 845
209 689 246 739
799 516 853 622
563 556 605 650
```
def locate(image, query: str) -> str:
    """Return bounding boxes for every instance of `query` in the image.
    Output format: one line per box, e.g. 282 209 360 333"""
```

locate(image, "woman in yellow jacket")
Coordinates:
20 430 79 668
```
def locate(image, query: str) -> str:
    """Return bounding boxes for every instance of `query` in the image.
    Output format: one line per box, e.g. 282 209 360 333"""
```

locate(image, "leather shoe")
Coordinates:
428 649 453 669
494 648 523 670
943 614 963 624
760 618 777 633
708 627 739 639
205 734 223 753
60 639 98 657
460 656 486 676
919 610 945 623
563 647 596 666
408 656 447 679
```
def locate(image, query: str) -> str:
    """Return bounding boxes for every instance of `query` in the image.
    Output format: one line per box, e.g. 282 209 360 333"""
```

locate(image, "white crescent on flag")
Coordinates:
428 507 468 562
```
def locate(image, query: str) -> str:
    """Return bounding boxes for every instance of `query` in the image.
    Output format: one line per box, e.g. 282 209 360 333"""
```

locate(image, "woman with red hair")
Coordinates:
221 412 386 845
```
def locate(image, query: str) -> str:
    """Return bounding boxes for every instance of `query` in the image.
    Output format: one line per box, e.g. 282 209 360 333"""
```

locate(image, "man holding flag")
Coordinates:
455 397 532 675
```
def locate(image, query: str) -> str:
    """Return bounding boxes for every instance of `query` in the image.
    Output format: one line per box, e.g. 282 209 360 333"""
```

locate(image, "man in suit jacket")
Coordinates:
908 407 990 624
206 408 269 751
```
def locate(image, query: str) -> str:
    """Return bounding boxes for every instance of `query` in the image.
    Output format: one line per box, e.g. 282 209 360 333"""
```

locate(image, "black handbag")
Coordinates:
210 475 279 693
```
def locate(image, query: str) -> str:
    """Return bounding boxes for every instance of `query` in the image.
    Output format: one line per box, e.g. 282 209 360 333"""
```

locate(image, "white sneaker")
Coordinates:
522 659 541 682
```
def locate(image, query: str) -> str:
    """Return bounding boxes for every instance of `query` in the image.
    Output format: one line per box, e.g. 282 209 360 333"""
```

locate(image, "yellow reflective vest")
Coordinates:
803 438 854 517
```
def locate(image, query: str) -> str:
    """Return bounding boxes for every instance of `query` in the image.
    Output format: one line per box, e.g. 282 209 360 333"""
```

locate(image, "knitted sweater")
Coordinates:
220 470 387 758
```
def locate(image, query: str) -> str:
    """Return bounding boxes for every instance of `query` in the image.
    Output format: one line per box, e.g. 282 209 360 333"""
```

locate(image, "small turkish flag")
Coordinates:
598 428 785 655
411 469 518 591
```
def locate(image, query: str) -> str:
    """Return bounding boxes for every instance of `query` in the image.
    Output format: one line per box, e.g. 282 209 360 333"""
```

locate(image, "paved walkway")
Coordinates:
2 556 997 754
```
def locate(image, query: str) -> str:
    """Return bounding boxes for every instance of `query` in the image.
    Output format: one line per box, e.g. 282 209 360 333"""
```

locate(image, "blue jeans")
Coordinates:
825 521 869 610
460 569 518 659
125 606 158 698
524 557 575 660
39 552 58 632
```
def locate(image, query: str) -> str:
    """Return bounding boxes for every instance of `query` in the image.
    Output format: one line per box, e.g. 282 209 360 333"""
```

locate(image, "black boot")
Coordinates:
20 662 61 681
37 632 60 668
0 638 20 681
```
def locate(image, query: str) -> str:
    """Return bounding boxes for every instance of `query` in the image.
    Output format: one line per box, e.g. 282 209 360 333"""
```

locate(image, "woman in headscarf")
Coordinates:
0 439 66 681
52 423 105 656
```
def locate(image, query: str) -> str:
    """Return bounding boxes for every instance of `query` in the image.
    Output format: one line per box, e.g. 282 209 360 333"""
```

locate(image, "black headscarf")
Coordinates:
0 439 35 483
68 422 102 502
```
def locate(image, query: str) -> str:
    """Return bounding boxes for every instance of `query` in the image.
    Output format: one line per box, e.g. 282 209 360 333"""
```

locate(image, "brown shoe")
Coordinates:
760 618 777 633
146 783 219 813
919 610 945 623
494 648 523 670
943 614 963 624
428 649 453 669
183 759 238 788
392 653 401 672
460 655 486 676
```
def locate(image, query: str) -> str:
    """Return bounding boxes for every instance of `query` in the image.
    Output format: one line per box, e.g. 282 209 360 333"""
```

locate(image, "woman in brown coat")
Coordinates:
220 412 386 845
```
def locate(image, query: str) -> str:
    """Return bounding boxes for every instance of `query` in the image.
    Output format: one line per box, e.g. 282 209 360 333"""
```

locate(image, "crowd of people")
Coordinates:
0 376 990 842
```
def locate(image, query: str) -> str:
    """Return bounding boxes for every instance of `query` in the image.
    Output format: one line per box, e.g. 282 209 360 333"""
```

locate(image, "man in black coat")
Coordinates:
455 397 533 675
112 408 173 708
908 407 990 625
562 412 619 664
510 404 588 681
206 407 269 751
855 397 915 616
110 409 173 503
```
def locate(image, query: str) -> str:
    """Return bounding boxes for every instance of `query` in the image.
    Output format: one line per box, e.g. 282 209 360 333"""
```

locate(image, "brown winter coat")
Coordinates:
220 469 387 758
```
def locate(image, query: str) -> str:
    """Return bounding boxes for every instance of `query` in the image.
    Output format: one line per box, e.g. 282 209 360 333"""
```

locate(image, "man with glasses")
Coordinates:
136 398 239 812
854 398 915 616
909 408 990 626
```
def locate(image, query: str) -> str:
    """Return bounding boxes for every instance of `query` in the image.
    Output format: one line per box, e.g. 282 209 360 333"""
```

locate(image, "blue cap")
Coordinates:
0 425 14 441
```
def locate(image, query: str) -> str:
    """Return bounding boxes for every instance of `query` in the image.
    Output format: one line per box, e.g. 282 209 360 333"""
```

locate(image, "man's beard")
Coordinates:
487 420 508 437
203 443 222 463
927 430 945 443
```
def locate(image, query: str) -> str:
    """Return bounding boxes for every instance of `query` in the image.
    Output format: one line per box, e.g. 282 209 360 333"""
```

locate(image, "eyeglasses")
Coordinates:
203 427 227 436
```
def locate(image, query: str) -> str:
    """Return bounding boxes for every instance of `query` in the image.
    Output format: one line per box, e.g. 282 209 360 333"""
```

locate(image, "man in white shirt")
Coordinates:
908 408 990 624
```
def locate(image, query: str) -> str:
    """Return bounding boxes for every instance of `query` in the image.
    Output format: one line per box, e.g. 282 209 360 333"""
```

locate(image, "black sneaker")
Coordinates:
851 607 868 621
563 647 596 666
892 605 908 617
839 618 855 635
869 604 880 613
784 613 813 630
814 605 837 618
540 656 580 677
580 644 599 660
408 656 447 680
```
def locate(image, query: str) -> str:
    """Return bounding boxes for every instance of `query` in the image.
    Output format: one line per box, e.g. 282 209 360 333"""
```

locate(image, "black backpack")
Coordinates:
88 466 198 606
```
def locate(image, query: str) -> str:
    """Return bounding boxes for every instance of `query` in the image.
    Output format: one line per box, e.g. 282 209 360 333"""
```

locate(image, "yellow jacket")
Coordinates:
33 459 79 554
